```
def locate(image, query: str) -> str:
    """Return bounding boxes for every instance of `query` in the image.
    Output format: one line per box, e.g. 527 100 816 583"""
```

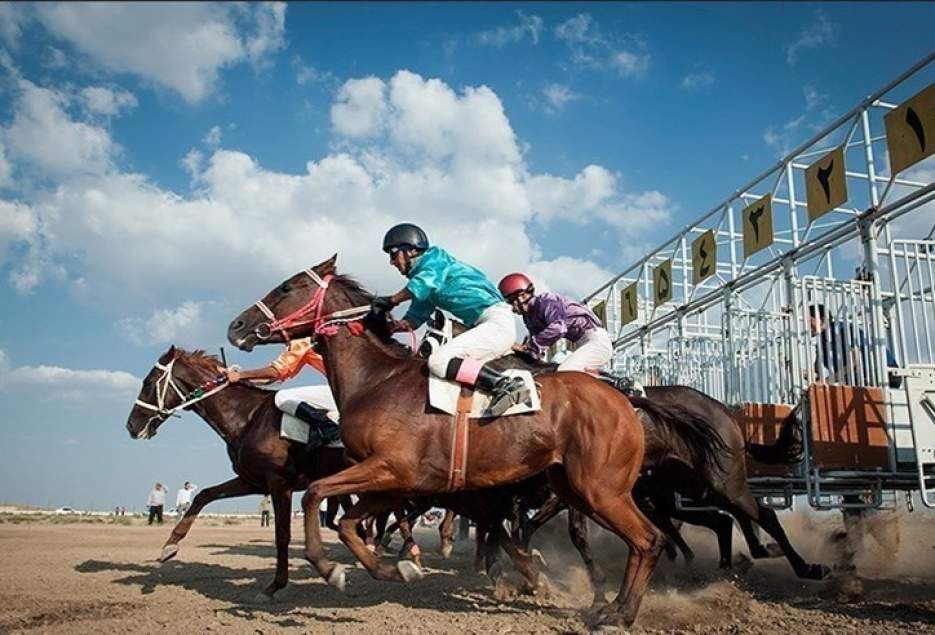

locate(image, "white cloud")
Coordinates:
786 10 837 66
292 55 334 86
527 256 614 298
80 86 138 117
42 46 68 70
0 138 12 188
541 83 580 113
118 300 212 346
0 2 27 49
476 11 542 47
0 69 671 314
33 2 287 104
331 77 387 138
0 349 9 372
681 71 715 90
4 79 117 178
0 363 141 396
203 125 222 148
803 84 826 111
0 200 37 257
554 13 649 78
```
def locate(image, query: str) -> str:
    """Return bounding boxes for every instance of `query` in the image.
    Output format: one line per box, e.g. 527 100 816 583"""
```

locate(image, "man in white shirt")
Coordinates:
147 483 166 525
174 481 197 524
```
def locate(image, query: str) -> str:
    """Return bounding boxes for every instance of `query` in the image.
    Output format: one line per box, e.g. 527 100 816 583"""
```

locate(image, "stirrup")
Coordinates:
487 378 530 417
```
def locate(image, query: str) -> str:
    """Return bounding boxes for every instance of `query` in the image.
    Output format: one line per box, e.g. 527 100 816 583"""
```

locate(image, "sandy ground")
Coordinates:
0 511 933 634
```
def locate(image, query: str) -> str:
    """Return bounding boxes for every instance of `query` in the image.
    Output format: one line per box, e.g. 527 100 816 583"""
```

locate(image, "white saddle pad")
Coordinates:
428 369 541 419
279 413 344 447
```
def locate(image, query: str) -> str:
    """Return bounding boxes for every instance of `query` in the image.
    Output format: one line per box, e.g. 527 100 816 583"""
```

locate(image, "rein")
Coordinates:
134 358 229 419
254 268 418 354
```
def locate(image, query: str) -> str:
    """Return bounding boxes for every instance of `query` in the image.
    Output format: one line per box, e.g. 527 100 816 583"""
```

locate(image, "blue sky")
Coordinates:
0 2 933 511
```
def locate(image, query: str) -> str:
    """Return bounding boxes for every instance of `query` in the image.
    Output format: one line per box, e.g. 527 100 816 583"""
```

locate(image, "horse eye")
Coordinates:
280 283 292 293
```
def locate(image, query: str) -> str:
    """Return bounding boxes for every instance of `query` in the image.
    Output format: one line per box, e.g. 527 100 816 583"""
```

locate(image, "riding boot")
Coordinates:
294 402 341 450
475 364 530 417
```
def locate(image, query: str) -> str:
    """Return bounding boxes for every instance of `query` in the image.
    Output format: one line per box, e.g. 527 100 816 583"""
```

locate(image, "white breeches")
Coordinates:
427 303 517 378
557 327 614 373
274 384 339 422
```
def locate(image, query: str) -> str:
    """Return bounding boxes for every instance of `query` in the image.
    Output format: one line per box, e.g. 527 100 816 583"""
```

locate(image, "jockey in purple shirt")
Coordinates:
499 273 614 373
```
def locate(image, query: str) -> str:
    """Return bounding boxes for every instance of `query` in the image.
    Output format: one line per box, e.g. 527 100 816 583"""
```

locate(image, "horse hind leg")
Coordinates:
438 509 456 559
567 507 608 608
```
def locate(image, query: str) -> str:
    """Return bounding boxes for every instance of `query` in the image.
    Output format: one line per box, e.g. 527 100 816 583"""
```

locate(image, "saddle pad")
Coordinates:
429 369 540 418
279 413 344 448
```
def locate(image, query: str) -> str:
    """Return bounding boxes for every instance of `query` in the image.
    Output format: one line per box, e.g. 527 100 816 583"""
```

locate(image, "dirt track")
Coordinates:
0 512 933 634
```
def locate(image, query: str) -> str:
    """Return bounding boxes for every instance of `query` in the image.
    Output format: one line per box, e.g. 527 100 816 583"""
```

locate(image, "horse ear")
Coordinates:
314 253 338 276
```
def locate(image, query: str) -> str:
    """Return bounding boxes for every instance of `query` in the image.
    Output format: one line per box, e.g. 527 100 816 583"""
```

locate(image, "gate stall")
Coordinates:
582 52 935 510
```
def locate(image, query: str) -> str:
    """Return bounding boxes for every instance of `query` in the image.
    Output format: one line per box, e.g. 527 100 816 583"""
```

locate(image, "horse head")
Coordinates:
126 346 224 439
227 254 398 354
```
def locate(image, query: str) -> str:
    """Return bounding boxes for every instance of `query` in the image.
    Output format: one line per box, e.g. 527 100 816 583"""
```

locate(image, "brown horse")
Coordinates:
227 255 668 627
126 346 353 600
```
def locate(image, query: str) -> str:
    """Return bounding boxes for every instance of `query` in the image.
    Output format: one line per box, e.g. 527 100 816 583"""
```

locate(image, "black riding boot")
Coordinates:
295 402 341 450
476 364 530 417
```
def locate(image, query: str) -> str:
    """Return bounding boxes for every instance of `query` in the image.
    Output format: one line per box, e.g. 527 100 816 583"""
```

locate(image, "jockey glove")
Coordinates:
371 295 396 313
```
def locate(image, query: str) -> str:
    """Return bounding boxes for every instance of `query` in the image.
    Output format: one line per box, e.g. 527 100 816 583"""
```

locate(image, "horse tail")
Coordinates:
630 396 730 474
746 405 804 465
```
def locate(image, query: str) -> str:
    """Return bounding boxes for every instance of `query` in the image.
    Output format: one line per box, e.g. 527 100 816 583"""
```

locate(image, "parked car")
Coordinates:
54 506 77 515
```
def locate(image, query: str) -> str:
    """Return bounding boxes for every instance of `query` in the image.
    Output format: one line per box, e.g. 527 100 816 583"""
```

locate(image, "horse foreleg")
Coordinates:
159 476 261 562
439 509 456 558
337 495 422 582
520 495 565 550
261 483 293 599
395 506 423 569
301 458 403 589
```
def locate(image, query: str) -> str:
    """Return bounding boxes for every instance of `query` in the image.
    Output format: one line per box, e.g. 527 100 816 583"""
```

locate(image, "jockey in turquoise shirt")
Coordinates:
402 246 503 329
372 223 530 417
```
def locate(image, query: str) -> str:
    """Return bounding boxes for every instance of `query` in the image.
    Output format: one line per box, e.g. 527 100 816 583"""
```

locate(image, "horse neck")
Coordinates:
178 364 268 445
318 328 405 412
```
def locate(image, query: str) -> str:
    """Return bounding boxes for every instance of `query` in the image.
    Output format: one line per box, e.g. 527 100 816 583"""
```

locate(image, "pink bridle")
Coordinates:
253 268 418 354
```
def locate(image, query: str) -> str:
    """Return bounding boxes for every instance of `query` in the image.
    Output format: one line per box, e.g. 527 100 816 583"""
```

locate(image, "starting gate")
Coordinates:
582 51 935 510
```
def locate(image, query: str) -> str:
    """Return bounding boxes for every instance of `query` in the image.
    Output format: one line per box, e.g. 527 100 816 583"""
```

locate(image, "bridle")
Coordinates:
133 358 229 436
253 268 371 342
252 267 418 354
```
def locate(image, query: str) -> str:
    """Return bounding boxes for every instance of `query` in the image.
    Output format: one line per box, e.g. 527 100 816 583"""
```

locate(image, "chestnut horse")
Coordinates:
227 255 668 627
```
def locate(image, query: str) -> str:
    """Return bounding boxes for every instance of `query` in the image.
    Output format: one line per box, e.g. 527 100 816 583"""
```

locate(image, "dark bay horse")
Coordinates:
126 346 352 600
227 255 675 627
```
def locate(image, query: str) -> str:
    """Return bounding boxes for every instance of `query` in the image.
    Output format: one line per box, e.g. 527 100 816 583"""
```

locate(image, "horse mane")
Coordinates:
331 274 420 360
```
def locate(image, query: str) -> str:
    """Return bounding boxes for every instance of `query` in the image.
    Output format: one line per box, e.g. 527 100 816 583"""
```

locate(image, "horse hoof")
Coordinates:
440 543 454 559
487 560 504 581
253 591 274 604
158 545 179 562
531 548 548 569
765 542 784 558
327 564 347 592
397 560 424 583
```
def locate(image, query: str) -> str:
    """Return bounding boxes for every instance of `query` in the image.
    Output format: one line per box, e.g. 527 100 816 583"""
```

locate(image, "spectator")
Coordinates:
174 481 197 524
147 483 165 525
319 498 328 527
807 304 902 388
259 495 272 527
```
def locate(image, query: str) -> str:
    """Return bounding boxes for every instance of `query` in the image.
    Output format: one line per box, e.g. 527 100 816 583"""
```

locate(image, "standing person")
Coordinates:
175 481 197 524
498 273 613 372
372 223 528 416
147 483 165 525
318 498 328 528
259 495 272 527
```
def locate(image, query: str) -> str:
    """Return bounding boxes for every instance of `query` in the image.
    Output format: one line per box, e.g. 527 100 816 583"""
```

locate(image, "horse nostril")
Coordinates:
232 320 245 331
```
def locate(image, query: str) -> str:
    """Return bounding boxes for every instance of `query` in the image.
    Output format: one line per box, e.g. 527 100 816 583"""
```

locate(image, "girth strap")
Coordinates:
447 387 473 491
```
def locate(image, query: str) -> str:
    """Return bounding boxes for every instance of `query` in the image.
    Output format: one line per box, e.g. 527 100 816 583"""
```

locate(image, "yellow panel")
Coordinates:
692 229 716 284
653 259 673 307
742 193 774 258
592 300 606 325
620 282 638 325
885 83 935 175
805 146 847 222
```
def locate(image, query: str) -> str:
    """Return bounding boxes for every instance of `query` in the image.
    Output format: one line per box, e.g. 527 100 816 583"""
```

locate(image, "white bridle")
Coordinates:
134 358 229 424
